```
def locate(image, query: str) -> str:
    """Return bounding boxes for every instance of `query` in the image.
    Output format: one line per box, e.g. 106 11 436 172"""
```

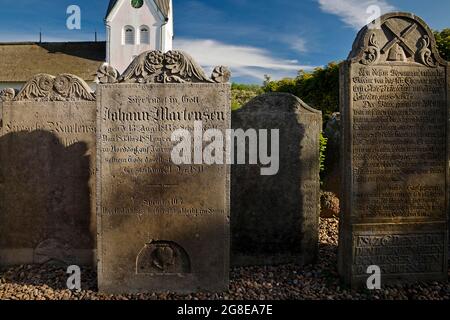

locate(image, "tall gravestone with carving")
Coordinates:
339 12 449 287
0 75 97 266
97 51 231 293
231 93 321 266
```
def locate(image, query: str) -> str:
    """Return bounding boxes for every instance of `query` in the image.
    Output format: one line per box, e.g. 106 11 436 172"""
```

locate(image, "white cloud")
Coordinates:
174 38 315 81
280 35 308 54
317 0 396 30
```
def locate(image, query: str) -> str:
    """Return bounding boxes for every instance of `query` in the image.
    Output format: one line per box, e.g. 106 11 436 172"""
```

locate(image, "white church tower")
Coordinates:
105 0 173 74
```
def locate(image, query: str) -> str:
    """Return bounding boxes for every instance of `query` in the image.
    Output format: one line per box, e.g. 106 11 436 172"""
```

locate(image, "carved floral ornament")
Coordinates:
96 63 119 84
360 33 380 66
14 74 95 102
97 50 231 84
0 88 16 102
358 14 442 68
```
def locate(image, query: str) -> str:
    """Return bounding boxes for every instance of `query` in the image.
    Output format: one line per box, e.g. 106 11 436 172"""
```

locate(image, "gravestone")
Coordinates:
323 112 341 197
97 51 231 293
339 12 449 287
0 74 96 266
231 93 321 266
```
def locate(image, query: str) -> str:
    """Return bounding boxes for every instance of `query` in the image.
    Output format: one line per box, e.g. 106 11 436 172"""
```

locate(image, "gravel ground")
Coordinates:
0 217 449 300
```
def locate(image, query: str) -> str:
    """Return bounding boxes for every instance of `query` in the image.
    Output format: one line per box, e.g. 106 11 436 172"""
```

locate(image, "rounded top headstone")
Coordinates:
348 12 447 67
237 92 321 115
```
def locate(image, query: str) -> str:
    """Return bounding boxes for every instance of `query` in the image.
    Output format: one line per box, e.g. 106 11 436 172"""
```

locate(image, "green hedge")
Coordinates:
262 63 340 122
435 29 450 61
233 29 450 120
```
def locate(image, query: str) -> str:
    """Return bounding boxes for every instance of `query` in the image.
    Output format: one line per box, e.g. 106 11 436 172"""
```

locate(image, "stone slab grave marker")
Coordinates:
339 12 449 287
231 93 321 266
0 74 97 266
97 51 231 294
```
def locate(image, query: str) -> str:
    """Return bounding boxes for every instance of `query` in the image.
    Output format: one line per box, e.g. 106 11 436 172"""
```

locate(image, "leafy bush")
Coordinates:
435 29 450 61
230 28 449 183
319 133 328 185
262 63 340 122
231 83 264 111
258 28 450 120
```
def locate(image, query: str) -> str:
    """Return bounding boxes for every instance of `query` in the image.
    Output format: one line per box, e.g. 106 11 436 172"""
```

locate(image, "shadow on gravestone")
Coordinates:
0 131 93 265
231 92 322 267
0 74 97 267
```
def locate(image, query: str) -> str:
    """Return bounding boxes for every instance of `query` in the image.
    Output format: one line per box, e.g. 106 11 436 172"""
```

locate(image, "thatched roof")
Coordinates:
0 42 106 83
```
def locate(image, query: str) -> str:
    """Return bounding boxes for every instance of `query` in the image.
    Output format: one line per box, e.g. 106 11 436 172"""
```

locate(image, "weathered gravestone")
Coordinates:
0 74 97 266
97 51 231 293
231 93 321 266
339 12 449 287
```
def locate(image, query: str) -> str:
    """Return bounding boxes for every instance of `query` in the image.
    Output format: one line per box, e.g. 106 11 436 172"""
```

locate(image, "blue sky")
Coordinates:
0 0 449 83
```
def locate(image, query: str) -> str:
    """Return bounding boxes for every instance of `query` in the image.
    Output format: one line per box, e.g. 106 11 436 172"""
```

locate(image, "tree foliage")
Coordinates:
231 83 264 110
263 63 340 121
229 29 450 184
319 133 328 184
258 29 450 120
435 28 450 61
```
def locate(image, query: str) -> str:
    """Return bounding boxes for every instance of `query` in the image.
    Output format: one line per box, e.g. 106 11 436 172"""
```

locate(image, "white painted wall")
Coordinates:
161 1 174 52
106 0 173 74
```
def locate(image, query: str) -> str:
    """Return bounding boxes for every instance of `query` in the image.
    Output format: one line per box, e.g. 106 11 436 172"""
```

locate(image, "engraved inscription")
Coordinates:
97 81 230 293
351 65 446 219
100 90 229 218
353 233 445 275
339 12 448 287
0 99 97 264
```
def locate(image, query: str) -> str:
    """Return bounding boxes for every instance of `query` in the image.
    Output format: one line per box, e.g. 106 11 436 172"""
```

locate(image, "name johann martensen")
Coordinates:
104 107 226 123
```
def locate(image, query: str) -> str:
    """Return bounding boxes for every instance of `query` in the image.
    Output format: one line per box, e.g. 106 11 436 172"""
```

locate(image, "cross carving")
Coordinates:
382 21 417 56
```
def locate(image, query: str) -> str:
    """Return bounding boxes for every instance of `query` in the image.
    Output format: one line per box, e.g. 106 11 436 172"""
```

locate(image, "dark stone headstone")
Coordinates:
0 74 96 266
339 12 449 287
231 93 321 266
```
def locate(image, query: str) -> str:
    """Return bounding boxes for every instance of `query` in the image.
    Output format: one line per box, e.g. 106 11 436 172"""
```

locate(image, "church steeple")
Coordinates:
105 0 173 74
